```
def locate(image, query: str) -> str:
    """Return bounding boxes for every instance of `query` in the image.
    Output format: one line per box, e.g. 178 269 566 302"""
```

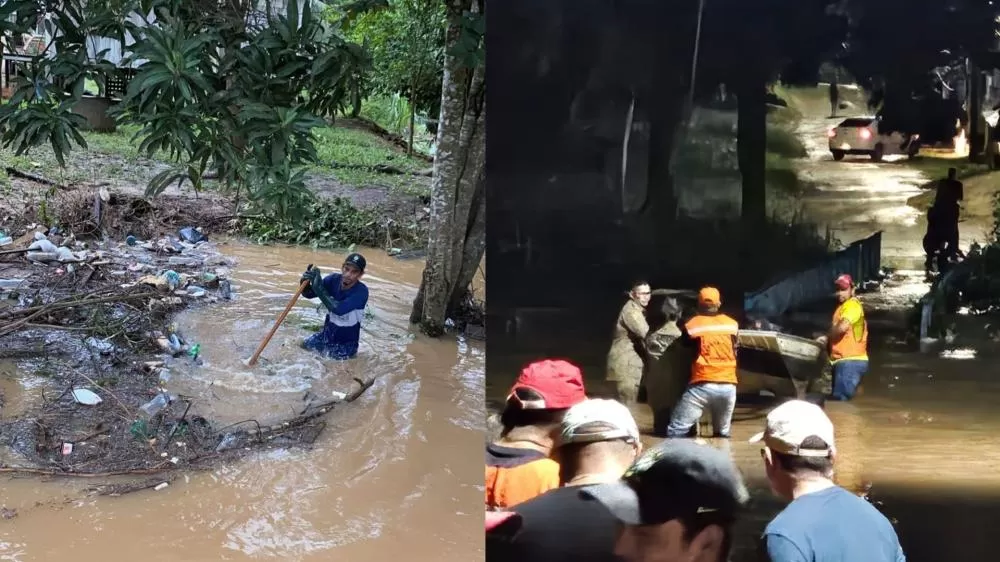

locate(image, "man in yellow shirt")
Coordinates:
816 274 869 401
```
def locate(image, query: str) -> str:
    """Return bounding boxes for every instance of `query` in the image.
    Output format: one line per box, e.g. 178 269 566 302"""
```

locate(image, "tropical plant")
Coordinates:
343 0 446 153
0 0 372 220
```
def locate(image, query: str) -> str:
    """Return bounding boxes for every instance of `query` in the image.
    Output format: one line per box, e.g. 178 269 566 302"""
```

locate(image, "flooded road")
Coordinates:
488 267 1000 560
793 94 991 269
0 241 483 561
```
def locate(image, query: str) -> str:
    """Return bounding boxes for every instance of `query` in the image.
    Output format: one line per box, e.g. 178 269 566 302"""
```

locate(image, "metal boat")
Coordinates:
736 329 826 398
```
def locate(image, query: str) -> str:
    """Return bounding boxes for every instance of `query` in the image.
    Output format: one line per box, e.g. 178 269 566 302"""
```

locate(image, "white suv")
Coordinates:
828 116 920 162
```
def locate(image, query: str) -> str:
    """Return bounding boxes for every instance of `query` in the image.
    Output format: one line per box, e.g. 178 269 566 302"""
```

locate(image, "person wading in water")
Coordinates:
815 274 869 401
299 253 369 360
606 280 652 407
666 287 739 439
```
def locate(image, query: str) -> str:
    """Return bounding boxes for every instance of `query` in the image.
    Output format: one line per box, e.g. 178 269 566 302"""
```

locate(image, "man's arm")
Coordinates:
679 321 698 348
302 273 338 299
303 273 341 311
621 305 650 340
828 300 862 339
762 533 809 562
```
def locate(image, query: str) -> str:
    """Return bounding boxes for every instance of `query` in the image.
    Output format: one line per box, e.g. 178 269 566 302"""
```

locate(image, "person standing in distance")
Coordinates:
750 400 905 562
606 280 652 406
666 287 739 438
299 253 369 360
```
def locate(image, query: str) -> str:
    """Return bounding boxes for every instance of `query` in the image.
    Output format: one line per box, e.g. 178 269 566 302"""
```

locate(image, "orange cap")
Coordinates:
698 286 721 306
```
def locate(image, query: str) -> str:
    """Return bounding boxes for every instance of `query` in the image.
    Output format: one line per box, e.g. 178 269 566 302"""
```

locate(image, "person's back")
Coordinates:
487 398 641 562
486 360 587 510
486 444 561 510
764 485 905 562
491 485 622 562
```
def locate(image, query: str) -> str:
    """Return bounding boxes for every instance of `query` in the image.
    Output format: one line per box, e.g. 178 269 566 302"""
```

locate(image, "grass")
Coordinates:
312 126 430 192
906 168 1000 218
0 117 431 196
675 100 811 204
900 156 989 182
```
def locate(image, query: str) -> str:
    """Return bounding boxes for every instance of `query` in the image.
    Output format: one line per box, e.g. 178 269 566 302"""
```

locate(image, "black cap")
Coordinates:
580 440 749 525
344 253 366 272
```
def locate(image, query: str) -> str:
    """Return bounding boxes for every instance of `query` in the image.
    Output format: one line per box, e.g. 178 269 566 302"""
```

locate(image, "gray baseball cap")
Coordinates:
580 440 749 525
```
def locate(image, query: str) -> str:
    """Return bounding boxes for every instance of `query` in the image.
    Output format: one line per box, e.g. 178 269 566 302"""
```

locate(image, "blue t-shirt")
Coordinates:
302 273 369 359
763 486 905 562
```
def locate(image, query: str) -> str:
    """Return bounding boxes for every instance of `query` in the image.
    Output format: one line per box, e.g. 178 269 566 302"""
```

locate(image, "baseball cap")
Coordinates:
698 287 721 306
344 253 367 272
748 399 835 457
485 511 522 536
834 274 852 290
580 440 749 525
507 359 586 410
557 398 640 447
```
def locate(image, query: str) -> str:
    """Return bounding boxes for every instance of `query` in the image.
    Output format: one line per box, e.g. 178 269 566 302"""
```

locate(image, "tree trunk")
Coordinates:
410 0 486 337
737 79 767 227
408 89 416 158
968 58 983 162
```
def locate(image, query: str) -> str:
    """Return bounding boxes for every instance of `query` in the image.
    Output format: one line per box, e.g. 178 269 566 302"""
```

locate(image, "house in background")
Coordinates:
0 0 322 98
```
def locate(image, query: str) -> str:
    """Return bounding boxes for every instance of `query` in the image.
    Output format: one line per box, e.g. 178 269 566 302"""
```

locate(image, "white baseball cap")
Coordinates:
748 400 835 457
558 398 640 446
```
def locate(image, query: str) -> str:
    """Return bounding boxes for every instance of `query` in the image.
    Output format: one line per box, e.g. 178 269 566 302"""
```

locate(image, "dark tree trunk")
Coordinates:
737 79 768 227
410 0 486 337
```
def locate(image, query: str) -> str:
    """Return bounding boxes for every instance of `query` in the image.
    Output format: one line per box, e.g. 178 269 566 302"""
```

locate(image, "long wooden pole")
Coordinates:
247 264 313 367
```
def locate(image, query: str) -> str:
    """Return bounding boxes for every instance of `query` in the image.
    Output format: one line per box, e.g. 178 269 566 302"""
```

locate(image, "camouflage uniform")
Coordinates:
644 320 692 435
606 299 650 405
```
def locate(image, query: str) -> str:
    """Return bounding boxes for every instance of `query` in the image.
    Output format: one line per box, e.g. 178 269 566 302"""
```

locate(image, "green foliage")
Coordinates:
766 124 807 159
447 7 485 69
0 0 372 222
344 0 447 118
241 196 420 249
361 92 412 136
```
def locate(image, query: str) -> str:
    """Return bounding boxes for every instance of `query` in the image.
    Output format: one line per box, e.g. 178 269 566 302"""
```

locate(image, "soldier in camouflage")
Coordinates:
606 281 652 405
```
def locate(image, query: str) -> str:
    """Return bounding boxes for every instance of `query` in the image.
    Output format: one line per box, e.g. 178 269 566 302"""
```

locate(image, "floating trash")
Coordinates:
71 388 103 406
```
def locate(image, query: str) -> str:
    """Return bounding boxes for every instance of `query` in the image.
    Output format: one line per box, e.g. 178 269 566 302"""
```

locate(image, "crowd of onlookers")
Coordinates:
485 359 907 562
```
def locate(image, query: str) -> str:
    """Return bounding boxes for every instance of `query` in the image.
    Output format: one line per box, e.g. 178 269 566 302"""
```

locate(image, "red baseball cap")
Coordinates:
507 359 587 410
834 274 853 290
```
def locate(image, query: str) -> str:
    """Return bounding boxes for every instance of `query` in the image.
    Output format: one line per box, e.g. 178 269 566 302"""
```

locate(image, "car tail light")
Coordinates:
860 128 872 139
827 128 836 138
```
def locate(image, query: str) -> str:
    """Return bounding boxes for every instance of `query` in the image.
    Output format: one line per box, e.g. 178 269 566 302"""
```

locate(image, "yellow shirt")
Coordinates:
830 297 868 363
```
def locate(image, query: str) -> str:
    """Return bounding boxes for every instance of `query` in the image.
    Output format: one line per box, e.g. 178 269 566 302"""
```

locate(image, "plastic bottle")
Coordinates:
139 393 171 418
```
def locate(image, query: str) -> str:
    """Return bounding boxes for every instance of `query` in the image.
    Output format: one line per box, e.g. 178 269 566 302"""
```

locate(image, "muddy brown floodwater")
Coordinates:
488 275 1000 561
0 240 484 561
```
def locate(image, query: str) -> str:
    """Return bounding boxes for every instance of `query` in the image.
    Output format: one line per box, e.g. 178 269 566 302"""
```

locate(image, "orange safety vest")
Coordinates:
830 297 868 362
684 314 739 385
485 445 561 510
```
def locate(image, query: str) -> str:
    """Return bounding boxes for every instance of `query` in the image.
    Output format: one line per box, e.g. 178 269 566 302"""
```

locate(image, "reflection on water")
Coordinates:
0 240 484 561
940 348 976 360
489 329 1000 561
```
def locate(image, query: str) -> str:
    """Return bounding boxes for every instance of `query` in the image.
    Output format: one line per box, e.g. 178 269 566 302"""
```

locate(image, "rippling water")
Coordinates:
0 240 484 561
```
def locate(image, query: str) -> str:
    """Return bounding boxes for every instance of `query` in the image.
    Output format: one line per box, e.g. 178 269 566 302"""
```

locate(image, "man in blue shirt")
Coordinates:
750 400 906 562
299 253 369 360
